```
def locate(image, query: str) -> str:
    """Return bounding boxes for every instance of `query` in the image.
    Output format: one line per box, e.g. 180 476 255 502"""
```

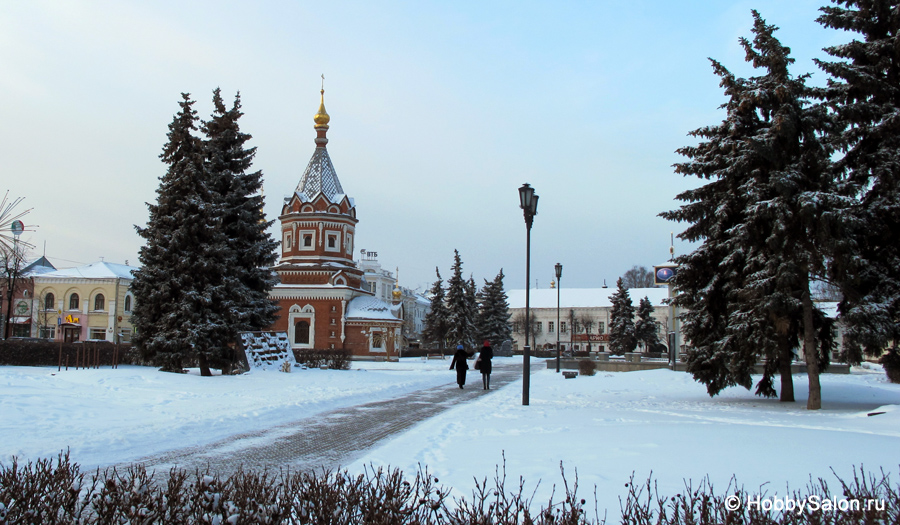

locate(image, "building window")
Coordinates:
326 233 338 250
89 328 106 340
124 295 132 313
294 320 310 345
303 234 313 247
119 328 132 342
284 232 292 250
536 322 542 332
548 321 555 333
561 322 567 333
44 293 55 311
69 293 79 310
94 294 105 311
40 326 56 339
598 322 605 333
372 332 383 348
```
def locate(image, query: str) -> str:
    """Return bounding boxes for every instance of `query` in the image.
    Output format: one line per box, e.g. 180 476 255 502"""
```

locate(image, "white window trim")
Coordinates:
324 230 341 252
299 230 316 251
288 304 316 349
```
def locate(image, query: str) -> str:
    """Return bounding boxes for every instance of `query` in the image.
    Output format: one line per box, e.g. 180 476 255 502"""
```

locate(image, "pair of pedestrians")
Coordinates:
449 340 493 390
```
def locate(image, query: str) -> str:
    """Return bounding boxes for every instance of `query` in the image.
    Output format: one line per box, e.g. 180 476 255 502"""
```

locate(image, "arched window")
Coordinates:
94 294 105 311
294 320 310 345
69 293 79 310
124 295 132 313
44 293 55 311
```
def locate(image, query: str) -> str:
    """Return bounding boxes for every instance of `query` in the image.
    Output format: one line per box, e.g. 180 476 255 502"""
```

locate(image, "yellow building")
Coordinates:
32 261 137 343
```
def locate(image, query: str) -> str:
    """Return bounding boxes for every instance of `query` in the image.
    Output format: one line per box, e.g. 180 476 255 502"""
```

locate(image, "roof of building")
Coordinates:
22 256 56 276
295 146 344 201
507 287 670 309
38 261 137 280
346 295 401 321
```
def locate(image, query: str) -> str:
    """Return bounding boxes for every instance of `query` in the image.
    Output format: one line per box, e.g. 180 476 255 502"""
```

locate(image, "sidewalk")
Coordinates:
131 362 525 476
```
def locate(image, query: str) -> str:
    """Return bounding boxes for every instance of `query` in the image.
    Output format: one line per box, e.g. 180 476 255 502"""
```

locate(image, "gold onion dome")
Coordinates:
392 285 402 300
314 89 330 129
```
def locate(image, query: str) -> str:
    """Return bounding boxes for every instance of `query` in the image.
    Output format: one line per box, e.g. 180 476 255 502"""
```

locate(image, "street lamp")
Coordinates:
518 183 538 406
555 262 562 373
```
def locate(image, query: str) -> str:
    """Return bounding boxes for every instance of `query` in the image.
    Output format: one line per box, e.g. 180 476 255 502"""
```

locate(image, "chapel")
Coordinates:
267 88 402 358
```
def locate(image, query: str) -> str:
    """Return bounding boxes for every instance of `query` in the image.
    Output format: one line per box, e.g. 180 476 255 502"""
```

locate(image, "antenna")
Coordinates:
669 232 675 261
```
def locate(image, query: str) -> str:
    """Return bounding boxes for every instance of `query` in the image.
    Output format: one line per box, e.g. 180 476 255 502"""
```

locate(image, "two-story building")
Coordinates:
31 261 137 343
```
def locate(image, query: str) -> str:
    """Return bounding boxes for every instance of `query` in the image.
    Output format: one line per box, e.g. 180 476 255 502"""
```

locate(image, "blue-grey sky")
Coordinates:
1 1 848 292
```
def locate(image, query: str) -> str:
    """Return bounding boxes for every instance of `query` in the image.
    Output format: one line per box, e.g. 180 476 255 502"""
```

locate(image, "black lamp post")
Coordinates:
555 262 562 373
518 183 538 406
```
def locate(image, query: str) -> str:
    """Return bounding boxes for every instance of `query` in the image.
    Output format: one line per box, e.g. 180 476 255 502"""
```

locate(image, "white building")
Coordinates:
507 287 670 353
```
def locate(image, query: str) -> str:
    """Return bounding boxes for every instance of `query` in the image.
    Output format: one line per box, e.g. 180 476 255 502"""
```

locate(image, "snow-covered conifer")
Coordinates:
422 268 449 351
446 250 476 349
608 278 636 355
633 296 660 351
662 12 837 408
476 269 512 346
815 0 900 373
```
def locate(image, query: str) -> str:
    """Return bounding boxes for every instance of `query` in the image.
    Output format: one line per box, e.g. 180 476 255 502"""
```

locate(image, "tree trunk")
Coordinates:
198 352 213 377
778 335 795 402
802 278 821 410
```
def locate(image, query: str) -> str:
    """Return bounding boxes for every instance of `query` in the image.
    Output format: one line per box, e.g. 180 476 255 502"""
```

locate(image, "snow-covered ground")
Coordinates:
2 358 898 515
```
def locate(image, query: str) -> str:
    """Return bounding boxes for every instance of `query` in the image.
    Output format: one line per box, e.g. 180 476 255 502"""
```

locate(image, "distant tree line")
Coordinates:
663 1 900 409
422 250 511 352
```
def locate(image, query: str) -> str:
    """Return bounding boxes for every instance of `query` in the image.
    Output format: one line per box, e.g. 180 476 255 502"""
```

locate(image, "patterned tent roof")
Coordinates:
295 140 344 202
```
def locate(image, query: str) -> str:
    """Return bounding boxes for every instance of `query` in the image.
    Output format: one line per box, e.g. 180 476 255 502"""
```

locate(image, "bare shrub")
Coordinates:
579 359 596 376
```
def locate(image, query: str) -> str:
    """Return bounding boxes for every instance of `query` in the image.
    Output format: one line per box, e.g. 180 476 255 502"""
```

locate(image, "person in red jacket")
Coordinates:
478 340 493 390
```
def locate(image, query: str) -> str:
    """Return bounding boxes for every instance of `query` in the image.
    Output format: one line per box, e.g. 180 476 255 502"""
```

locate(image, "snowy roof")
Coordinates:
346 295 401 321
38 261 137 280
507 287 669 309
295 146 344 202
22 256 56 276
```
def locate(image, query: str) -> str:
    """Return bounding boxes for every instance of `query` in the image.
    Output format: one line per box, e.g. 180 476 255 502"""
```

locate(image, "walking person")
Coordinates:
450 344 469 389
478 340 493 390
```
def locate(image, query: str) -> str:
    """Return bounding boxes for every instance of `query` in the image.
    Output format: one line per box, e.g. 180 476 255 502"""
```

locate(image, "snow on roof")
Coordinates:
507 287 670 309
346 295 401 320
39 261 137 280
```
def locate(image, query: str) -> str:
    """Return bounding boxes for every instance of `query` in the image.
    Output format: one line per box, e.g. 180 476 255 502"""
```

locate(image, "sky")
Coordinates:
1 1 850 292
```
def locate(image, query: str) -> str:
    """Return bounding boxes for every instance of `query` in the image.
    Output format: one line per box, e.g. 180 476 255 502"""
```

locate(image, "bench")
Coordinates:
426 353 445 360
563 371 578 379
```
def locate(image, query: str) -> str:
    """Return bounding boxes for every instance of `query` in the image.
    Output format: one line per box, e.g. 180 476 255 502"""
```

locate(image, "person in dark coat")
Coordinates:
478 340 493 390
449 344 469 389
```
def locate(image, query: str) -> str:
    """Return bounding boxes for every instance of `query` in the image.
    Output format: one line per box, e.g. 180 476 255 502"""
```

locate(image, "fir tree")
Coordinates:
446 250 476 349
132 93 232 373
476 269 512 346
815 0 900 375
633 296 660 351
422 268 449 351
200 89 279 366
662 12 837 407
608 278 636 355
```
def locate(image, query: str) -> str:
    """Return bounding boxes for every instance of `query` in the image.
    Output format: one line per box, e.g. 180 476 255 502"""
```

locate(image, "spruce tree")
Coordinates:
476 269 512 346
200 89 279 365
422 268 449 351
132 93 232 373
662 12 837 407
815 0 900 374
446 250 476 349
608 278 636 355
633 296 660 351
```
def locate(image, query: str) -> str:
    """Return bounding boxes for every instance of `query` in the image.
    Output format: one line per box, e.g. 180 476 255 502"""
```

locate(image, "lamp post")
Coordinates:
555 262 562 373
518 183 538 406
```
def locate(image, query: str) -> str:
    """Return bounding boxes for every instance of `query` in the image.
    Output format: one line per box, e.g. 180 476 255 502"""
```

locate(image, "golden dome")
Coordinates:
314 89 330 129
392 284 402 300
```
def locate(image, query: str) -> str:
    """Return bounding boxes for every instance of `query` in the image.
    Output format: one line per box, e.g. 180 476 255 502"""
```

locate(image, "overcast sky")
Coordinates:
1 1 848 292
